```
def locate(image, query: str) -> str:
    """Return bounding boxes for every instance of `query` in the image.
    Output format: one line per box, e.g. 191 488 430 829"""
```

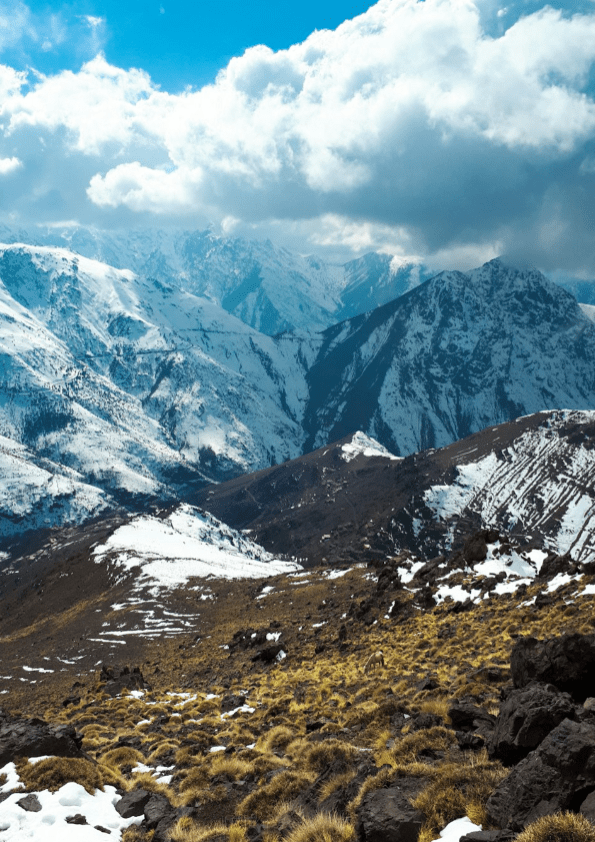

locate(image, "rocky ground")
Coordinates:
2 521 595 841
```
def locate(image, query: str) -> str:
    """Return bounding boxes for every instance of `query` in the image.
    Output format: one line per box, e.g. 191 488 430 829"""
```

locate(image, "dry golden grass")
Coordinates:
16 757 108 794
285 812 356 842
236 771 316 821
515 812 595 842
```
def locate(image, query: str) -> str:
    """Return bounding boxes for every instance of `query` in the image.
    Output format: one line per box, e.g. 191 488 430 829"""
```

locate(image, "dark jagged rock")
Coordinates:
486 717 595 830
66 814 88 825
251 644 285 663
488 682 576 765
510 633 595 702
356 782 426 842
580 790 595 823
0 708 84 766
115 789 153 819
537 552 580 581
17 794 42 812
319 763 380 817
98 665 149 698
448 698 496 740
220 693 248 713
460 832 516 842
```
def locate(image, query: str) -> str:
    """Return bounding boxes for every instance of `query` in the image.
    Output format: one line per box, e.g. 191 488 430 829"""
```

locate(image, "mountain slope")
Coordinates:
304 259 595 455
0 224 428 334
196 410 595 567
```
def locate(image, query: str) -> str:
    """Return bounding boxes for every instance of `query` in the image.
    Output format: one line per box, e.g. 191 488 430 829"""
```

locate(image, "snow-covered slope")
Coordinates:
0 224 428 334
3 245 595 538
422 410 595 563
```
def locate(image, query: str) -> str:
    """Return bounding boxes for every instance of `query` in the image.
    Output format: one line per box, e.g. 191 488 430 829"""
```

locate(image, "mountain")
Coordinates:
0 223 429 334
303 259 595 455
196 410 595 568
3 246 595 537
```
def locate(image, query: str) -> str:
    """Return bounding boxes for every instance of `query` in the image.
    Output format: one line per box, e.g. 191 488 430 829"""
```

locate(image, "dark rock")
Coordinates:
319 763 380 817
580 790 595 823
510 633 595 702
356 783 426 842
448 698 496 740
0 709 84 767
459 832 516 842
17 794 42 812
98 665 149 698
486 717 595 830
95 827 111 834
66 814 88 825
144 793 175 829
537 552 578 581
220 693 247 713
456 732 485 751
411 712 443 730
464 532 488 563
488 682 576 765
115 789 152 819
415 678 439 692
251 644 284 663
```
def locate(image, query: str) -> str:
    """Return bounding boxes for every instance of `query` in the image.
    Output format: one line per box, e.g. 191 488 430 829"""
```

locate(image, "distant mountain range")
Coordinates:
2 228 595 537
0 224 430 334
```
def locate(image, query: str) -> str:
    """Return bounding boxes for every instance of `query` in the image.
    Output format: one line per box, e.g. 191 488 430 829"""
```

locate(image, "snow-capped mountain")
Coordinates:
0 224 428 334
304 259 595 455
3 244 595 538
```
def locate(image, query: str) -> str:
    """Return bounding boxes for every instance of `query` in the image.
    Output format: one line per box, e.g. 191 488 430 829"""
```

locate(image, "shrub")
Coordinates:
236 771 316 821
285 812 356 842
515 812 595 842
17 757 105 794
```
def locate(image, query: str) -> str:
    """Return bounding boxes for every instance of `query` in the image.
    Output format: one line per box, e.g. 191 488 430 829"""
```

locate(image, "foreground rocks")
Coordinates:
486 717 595 830
510 633 595 702
0 708 84 766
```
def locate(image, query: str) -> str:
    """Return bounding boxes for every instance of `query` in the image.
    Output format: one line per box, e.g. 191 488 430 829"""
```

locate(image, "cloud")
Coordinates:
0 156 21 174
1 0 595 272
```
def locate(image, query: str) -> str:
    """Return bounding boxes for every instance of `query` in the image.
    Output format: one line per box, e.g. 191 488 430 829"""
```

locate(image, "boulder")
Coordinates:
356 783 425 842
16 794 42 813
580 790 595 823
510 634 595 702
251 644 284 663
0 708 84 767
459 833 516 842
486 717 595 830
98 665 149 698
448 698 496 742
488 682 576 765
115 789 152 819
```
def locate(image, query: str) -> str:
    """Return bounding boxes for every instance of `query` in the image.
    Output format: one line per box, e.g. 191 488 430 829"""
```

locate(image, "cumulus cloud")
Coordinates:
0 156 21 174
1 0 595 272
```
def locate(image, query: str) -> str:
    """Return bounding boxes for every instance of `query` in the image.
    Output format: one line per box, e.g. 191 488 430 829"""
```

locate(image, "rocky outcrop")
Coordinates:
488 682 576 765
486 717 595 830
356 782 426 842
0 708 84 766
510 633 595 702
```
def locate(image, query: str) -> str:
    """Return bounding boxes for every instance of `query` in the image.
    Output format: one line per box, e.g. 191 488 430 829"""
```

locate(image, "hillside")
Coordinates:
1 478 595 841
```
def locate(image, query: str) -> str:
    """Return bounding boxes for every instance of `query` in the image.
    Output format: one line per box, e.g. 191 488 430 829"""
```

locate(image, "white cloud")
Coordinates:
0 156 21 174
1 0 595 270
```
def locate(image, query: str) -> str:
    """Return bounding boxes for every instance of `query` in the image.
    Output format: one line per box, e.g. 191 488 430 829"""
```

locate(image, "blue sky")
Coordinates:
3 0 378 90
1 0 595 274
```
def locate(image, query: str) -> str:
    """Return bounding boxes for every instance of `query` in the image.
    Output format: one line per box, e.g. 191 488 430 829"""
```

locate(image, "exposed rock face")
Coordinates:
488 682 576 765
510 633 595 702
0 708 84 766
356 783 425 842
486 718 595 830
